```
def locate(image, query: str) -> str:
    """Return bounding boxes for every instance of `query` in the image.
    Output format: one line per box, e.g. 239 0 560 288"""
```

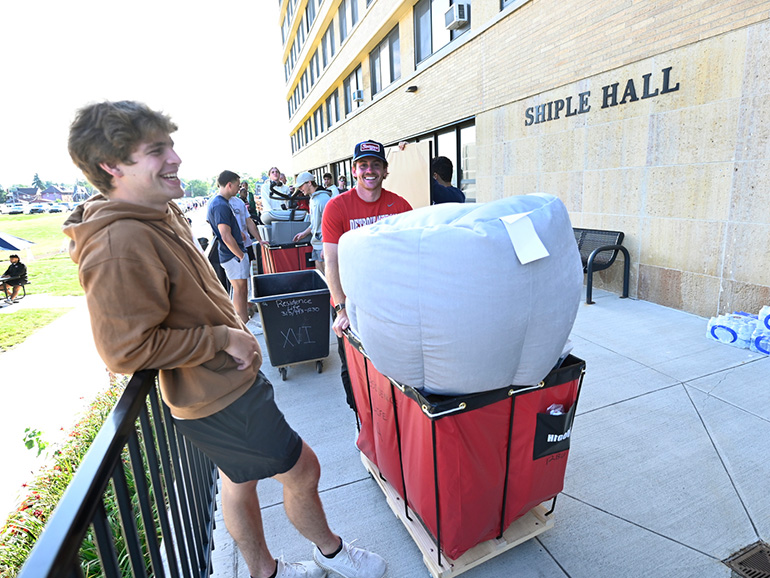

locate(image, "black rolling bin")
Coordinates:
251 270 330 380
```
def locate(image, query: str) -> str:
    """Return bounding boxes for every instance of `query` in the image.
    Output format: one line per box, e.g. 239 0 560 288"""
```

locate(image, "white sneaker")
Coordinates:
312 540 386 578
275 557 327 578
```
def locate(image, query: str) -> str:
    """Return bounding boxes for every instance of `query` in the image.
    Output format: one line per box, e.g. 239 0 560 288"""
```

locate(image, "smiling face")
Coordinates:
352 157 388 197
101 133 183 211
269 167 281 183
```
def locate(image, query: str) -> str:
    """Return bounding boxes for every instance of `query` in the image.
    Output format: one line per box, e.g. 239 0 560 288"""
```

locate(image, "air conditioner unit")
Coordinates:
445 3 470 30
352 89 365 103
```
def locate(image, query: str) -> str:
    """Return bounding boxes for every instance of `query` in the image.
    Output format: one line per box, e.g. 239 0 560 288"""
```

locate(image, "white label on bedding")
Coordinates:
500 212 550 265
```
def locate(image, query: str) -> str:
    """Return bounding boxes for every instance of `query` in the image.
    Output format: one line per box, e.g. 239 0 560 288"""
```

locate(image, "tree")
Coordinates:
184 179 211 198
32 173 45 190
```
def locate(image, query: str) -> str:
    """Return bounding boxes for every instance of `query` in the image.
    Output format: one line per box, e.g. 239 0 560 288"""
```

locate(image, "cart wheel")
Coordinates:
316 360 323 373
279 367 287 381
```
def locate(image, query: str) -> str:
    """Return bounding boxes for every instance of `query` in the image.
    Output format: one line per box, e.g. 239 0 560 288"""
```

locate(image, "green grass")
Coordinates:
0 309 73 352
0 213 71 257
0 213 82 297
0 213 83 352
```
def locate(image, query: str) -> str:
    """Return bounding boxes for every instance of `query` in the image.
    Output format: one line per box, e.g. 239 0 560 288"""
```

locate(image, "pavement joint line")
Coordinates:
683 386 762 538
576 382 682 416
534 536 571 578
561 493 723 561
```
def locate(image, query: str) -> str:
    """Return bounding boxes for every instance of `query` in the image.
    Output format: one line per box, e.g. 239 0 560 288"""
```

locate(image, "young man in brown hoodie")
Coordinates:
64 101 386 578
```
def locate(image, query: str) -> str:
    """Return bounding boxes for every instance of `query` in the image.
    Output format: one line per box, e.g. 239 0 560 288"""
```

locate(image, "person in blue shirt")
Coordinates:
207 170 249 322
430 156 466 204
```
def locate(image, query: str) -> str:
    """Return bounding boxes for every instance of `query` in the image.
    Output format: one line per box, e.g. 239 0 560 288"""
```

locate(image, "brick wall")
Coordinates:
287 0 770 316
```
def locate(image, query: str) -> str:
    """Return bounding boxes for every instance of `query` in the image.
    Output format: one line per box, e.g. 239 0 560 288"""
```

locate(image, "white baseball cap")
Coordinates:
295 171 314 187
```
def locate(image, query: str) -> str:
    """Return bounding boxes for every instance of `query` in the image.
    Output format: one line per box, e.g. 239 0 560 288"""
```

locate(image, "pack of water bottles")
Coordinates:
706 306 770 354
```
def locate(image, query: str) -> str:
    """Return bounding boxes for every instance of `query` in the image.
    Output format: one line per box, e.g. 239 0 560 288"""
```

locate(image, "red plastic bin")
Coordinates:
261 243 314 274
344 332 584 561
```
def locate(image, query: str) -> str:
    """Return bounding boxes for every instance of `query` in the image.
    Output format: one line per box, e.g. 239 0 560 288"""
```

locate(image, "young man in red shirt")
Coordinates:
322 140 412 410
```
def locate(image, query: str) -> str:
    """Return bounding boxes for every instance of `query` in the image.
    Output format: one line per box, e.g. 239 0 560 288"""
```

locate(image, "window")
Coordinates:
343 66 363 116
370 26 400 96
410 119 476 201
321 24 336 68
306 0 316 26
310 50 320 85
326 90 339 128
338 0 358 43
459 124 476 201
414 0 451 64
281 15 289 45
338 1 348 41
314 106 325 136
297 15 306 47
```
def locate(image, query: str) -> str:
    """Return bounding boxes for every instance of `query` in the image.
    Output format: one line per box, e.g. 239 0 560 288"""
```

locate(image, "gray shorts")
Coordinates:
221 255 251 281
311 248 323 262
173 373 302 483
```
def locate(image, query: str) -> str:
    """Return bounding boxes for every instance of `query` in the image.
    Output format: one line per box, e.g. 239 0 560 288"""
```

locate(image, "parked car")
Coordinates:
25 203 47 214
2 203 25 215
47 204 63 213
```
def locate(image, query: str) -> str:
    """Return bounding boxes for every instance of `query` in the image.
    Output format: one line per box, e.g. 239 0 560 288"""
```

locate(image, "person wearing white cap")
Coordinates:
292 172 332 274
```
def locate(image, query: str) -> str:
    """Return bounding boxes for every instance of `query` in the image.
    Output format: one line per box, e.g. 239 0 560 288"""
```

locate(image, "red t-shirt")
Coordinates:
322 187 413 245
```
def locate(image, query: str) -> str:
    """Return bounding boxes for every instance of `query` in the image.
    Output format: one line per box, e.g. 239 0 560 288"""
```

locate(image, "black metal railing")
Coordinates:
18 370 218 578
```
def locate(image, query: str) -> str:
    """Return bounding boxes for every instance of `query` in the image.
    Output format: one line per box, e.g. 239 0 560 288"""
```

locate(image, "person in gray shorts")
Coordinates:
65 100 387 578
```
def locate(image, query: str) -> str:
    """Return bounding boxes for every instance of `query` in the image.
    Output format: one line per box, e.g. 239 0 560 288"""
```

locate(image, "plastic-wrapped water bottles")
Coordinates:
706 313 756 349
750 306 770 355
750 328 770 355
707 315 738 345
759 306 770 332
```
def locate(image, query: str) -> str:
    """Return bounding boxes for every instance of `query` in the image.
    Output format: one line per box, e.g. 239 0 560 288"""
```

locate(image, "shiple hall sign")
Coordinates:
524 66 680 126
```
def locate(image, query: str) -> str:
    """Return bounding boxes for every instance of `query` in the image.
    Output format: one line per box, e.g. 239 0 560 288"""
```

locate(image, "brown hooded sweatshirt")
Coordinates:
63 194 260 419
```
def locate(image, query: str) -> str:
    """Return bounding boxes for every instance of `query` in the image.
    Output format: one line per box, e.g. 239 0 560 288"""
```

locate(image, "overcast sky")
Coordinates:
0 0 293 188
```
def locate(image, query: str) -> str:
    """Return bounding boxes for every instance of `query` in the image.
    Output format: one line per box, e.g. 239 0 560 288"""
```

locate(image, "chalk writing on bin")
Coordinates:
281 326 316 348
276 298 321 317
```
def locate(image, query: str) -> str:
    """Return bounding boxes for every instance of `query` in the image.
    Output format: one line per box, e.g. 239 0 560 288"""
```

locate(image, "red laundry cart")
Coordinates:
344 332 585 570
261 242 314 274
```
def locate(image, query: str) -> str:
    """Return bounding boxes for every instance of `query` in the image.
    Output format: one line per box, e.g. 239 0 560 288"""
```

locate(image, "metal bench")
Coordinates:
573 228 629 304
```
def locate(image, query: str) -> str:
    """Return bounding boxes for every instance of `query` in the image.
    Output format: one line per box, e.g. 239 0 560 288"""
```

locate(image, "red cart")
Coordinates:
344 332 585 576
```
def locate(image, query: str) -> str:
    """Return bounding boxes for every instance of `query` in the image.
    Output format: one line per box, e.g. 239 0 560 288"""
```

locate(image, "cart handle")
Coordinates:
419 381 545 418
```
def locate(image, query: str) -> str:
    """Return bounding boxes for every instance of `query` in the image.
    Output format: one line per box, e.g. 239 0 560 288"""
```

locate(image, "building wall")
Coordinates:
282 0 770 317
476 8 770 318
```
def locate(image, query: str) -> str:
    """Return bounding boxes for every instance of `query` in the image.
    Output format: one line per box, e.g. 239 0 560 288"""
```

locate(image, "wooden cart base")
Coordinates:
360 452 555 578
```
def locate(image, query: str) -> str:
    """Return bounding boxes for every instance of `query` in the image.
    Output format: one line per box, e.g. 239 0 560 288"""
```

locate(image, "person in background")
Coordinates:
292 172 332 274
337 174 348 193
260 167 292 225
322 140 412 411
65 100 387 578
0 254 27 303
430 156 466 204
322 173 340 197
397 142 465 204
240 180 260 221
208 170 250 323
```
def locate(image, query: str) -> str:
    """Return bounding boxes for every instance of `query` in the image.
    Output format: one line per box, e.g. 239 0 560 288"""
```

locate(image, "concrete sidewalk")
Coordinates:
213 289 770 578
0 296 109 520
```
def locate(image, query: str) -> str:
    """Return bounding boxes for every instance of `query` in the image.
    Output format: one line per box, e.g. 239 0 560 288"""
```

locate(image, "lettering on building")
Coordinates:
524 67 680 126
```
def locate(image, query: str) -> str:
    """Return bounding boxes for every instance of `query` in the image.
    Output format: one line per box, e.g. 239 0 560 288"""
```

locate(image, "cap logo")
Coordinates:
360 143 380 152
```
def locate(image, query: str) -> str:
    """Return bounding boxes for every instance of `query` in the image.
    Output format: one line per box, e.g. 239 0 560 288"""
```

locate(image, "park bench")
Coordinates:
573 228 629 304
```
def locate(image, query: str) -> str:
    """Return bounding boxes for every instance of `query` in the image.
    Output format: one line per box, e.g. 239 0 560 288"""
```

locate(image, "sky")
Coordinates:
0 0 293 189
